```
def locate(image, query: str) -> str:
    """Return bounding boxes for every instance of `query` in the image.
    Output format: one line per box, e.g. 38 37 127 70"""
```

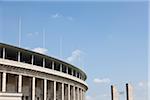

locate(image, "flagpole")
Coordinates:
19 17 21 47
43 28 45 49
59 36 62 58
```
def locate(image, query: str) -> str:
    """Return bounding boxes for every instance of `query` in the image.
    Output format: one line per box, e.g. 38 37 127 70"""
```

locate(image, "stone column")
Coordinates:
73 86 76 100
44 79 47 100
31 55 34 65
62 83 64 100
43 58 45 68
83 91 85 100
32 77 35 100
54 81 56 100
2 72 6 92
18 75 22 93
77 88 80 100
71 69 73 75
2 48 5 59
18 51 21 62
66 67 68 74
75 71 77 77
52 61 55 70
80 89 83 100
60 64 62 72
68 84 70 100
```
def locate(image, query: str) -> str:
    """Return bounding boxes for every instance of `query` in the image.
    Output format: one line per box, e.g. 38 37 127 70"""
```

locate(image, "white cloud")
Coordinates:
51 13 62 18
27 32 39 36
67 49 82 63
51 13 74 21
32 47 48 54
93 78 111 84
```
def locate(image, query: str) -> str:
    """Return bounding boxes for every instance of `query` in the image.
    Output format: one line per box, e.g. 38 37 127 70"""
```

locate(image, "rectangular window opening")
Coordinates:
45 59 52 69
5 48 18 61
34 55 43 67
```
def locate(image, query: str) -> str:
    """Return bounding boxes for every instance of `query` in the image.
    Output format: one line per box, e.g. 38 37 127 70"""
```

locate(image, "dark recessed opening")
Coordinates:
54 62 60 71
62 65 67 73
0 47 2 58
73 70 76 77
34 55 43 67
20 52 32 64
68 67 72 75
45 59 52 69
80 74 82 79
5 48 18 61
77 72 80 78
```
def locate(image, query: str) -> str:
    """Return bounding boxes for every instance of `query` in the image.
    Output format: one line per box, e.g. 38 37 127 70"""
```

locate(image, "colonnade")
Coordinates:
1 47 84 80
0 72 86 100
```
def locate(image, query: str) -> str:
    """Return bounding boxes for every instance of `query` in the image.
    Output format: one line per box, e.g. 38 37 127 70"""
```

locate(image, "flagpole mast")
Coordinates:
43 28 45 49
19 17 21 47
59 36 62 58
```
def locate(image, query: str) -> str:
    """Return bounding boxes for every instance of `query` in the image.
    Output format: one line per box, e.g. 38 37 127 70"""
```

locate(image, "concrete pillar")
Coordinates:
18 51 21 62
60 64 62 72
54 81 56 100
2 72 6 92
126 83 133 100
66 67 68 74
31 55 34 65
32 77 35 100
62 83 64 100
52 61 55 70
18 75 22 93
2 48 5 59
73 86 76 100
80 89 83 100
83 91 85 100
64 84 68 100
68 84 70 100
111 85 119 100
75 71 77 77
43 58 45 68
71 69 73 75
44 79 47 100
47 80 54 100
77 88 79 100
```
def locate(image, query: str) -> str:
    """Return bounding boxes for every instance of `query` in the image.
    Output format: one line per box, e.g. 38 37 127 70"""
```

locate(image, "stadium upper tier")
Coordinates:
0 43 87 81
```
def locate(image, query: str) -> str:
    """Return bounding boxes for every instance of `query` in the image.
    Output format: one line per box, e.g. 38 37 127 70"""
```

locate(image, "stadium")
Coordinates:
0 43 88 100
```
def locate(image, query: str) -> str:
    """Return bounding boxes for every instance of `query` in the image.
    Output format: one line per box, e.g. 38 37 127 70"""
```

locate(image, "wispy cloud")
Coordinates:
51 13 62 18
93 78 111 84
67 49 83 63
51 13 74 21
27 32 39 36
32 47 48 54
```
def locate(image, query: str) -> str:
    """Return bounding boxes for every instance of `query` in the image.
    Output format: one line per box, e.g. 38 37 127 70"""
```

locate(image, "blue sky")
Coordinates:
0 1 148 100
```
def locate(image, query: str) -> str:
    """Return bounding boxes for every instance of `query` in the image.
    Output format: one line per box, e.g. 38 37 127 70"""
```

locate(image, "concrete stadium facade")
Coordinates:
0 43 88 100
